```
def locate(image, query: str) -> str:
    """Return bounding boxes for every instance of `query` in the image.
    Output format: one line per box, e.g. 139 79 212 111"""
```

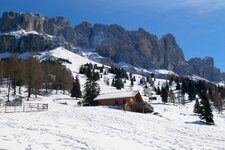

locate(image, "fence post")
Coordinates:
14 106 16 112
5 106 7 113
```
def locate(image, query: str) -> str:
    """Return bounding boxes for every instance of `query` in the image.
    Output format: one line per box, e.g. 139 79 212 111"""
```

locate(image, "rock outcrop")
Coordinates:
187 57 223 81
74 22 224 81
0 11 76 42
0 33 71 53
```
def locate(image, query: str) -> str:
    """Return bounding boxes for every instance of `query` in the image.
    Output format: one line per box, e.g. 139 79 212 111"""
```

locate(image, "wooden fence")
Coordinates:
0 102 48 113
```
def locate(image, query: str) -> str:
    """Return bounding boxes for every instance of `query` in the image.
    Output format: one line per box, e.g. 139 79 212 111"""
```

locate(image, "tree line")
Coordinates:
155 75 225 125
0 56 73 101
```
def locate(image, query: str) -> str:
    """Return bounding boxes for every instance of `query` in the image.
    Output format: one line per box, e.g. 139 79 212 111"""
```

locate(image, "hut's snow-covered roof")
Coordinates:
94 90 139 101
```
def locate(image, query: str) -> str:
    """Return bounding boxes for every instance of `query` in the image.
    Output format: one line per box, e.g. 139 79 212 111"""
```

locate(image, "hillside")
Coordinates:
1 92 225 149
0 47 225 149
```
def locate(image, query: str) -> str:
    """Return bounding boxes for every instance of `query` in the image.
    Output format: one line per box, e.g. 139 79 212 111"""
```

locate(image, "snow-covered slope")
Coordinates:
0 94 225 150
37 47 99 74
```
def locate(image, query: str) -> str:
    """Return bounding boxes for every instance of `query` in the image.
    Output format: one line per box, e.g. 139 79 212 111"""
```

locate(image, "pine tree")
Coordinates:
181 80 187 95
130 78 134 86
111 78 115 87
194 98 201 114
129 72 132 80
161 86 168 104
133 76 136 81
200 94 214 125
115 77 124 89
150 73 154 78
140 78 144 84
92 71 100 81
99 65 104 73
71 75 82 99
188 81 196 101
156 87 161 95
176 81 181 90
83 78 100 106
165 81 169 91
85 66 92 79
146 76 150 82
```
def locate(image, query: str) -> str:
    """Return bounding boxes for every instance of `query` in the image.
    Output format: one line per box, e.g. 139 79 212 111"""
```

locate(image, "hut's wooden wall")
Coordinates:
99 97 132 106
98 92 144 106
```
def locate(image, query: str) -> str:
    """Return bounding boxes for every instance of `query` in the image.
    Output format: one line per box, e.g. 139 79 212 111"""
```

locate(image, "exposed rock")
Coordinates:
0 33 71 53
0 11 76 42
187 57 222 81
74 22 224 81
74 22 92 48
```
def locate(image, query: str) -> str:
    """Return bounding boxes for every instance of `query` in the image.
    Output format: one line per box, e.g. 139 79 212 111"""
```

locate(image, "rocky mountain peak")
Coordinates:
188 57 222 81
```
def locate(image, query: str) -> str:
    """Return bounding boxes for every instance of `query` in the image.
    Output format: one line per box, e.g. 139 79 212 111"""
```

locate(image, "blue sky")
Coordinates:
1 0 225 71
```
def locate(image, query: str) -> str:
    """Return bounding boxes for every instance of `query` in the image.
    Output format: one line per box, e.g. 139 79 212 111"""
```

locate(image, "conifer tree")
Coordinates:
111 78 115 87
165 81 169 91
140 78 144 85
99 65 104 73
133 76 136 81
194 98 201 114
71 75 82 99
146 76 150 82
83 78 100 106
200 94 214 125
161 86 168 104
130 78 134 86
188 81 196 101
115 77 124 89
176 81 181 90
181 80 187 95
157 87 161 95
129 72 132 79
85 66 92 79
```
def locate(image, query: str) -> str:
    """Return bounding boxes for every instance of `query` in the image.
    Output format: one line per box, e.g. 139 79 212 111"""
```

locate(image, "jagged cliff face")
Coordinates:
0 11 224 81
74 23 186 70
0 11 76 42
187 57 223 81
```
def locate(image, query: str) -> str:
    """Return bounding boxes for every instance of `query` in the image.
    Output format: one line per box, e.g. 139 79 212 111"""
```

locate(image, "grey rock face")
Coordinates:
0 33 71 53
74 22 92 48
74 22 224 81
187 57 222 81
0 11 76 42
74 23 186 70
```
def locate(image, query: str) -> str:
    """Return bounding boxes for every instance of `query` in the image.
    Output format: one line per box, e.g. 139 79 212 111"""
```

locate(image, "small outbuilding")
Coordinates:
94 90 153 113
